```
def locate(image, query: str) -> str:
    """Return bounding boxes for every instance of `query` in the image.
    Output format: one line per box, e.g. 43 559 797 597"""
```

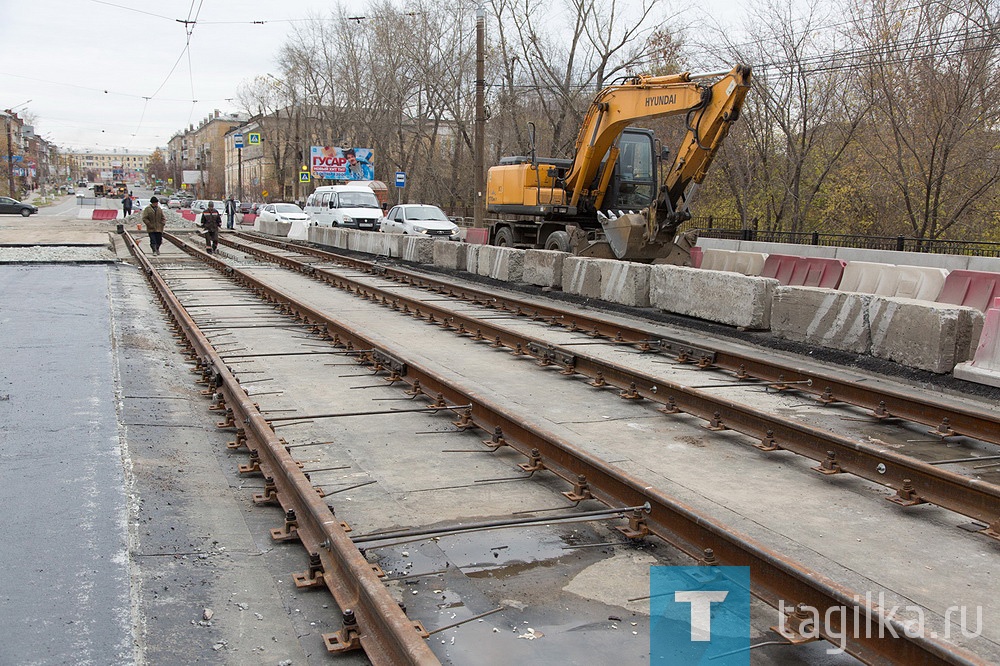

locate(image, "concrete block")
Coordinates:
771 287 872 354
869 297 984 373
476 246 524 282
650 265 777 329
523 249 568 289
476 246 497 277
400 235 435 263
465 244 481 275
564 257 612 298
600 261 651 307
307 226 331 245
433 241 468 271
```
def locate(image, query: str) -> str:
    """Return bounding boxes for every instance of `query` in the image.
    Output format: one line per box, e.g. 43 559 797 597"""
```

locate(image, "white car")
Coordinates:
380 204 460 240
257 203 312 225
191 200 225 214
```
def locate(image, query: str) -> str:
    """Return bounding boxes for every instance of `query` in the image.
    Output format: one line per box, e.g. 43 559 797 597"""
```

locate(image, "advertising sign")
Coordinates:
182 170 203 185
310 146 374 181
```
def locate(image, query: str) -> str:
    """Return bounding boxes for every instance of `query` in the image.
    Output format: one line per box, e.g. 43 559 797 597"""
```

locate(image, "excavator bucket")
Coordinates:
597 212 677 262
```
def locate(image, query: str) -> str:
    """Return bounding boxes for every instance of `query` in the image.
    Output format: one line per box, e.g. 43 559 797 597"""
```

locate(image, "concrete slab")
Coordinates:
650 265 777 329
523 249 568 289
869 297 984 373
400 235 435 263
600 261 651 307
771 286 873 354
563 257 612 298
0 265 132 664
0 229 113 246
433 240 469 271
476 246 525 282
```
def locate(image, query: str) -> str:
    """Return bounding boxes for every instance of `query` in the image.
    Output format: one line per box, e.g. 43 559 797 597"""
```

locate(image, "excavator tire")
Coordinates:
544 231 571 253
494 227 516 246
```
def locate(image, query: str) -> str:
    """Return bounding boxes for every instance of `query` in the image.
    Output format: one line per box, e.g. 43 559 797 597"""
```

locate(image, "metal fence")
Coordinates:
693 217 1000 258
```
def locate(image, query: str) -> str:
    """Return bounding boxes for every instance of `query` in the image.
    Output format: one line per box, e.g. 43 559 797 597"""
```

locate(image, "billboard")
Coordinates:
310 146 374 181
182 170 203 185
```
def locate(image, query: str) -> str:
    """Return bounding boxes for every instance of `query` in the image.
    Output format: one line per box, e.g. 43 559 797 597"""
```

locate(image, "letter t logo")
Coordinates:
674 590 729 641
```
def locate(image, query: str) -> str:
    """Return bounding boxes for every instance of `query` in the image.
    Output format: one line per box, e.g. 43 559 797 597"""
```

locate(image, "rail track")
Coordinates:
124 229 999 665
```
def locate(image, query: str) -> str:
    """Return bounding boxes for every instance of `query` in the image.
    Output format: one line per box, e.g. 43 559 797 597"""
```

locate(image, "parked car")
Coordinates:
238 201 257 214
0 196 38 217
303 184 382 229
67 187 76 195
380 204 460 240
166 197 184 209
152 187 163 194
191 200 226 214
257 203 312 225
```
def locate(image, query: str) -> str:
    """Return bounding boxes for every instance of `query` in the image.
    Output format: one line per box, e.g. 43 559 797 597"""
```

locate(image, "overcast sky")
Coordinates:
1 0 748 154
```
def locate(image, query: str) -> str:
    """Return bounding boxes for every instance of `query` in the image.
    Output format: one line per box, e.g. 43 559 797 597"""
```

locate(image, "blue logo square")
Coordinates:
650 566 750 664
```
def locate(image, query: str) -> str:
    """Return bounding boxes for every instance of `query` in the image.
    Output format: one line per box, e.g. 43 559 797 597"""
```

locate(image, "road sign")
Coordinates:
262 190 269 198
395 171 406 188
234 133 244 149
248 132 261 145
299 172 311 183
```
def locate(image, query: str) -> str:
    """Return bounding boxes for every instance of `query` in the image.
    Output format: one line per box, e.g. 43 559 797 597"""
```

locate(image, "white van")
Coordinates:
304 184 383 230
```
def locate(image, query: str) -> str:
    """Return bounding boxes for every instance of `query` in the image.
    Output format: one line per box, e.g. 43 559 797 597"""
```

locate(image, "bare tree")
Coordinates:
852 0 1000 241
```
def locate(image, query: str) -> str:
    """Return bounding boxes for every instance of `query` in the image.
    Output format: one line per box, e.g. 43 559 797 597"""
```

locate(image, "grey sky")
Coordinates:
1 0 747 154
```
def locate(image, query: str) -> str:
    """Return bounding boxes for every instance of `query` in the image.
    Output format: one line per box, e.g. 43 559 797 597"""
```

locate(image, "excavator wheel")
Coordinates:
494 227 516 246
544 231 571 253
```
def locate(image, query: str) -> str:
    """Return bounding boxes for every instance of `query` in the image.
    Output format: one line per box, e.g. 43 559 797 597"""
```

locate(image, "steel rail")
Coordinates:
219 233 1000 538
126 232 439 665
166 231 988 665
233 231 1000 447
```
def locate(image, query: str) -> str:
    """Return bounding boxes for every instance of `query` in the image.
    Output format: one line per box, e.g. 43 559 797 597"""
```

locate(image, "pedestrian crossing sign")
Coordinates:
248 133 261 144
299 172 311 183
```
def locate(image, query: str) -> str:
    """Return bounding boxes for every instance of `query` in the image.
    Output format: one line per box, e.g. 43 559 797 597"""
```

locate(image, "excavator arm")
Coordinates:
563 65 752 259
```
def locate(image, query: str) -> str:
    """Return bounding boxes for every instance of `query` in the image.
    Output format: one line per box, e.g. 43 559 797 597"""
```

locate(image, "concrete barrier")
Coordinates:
600 261 651 307
771 287 872 354
650 265 776 329
466 244 482 274
523 249 568 289
839 261 948 301
433 241 469 271
477 246 525 281
869 297 983 373
92 209 118 220
399 235 435 263
564 257 611 299
954 297 1000 387
701 248 767 275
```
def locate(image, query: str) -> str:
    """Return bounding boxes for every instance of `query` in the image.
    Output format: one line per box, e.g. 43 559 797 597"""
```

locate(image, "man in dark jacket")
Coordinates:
224 196 237 229
122 192 133 217
201 202 223 253
142 197 166 255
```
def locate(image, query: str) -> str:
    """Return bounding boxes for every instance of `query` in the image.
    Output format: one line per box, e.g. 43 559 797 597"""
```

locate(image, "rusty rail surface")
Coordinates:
164 231 990 665
234 231 1000 448
125 232 439 665
220 233 1000 539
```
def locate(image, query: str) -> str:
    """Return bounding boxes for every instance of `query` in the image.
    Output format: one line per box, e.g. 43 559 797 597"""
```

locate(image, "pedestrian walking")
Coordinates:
142 197 166 256
224 195 237 229
122 192 133 217
201 201 223 253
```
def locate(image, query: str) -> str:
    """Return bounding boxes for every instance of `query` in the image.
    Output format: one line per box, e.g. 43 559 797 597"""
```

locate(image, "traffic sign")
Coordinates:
299 172 311 183
234 133 244 149
262 190 269 198
395 171 406 188
248 132 261 145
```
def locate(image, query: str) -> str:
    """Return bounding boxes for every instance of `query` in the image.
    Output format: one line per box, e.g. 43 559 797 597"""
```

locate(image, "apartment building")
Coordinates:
168 110 249 199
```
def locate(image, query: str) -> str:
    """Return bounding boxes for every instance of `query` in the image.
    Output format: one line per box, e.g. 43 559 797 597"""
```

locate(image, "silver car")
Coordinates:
379 204 460 240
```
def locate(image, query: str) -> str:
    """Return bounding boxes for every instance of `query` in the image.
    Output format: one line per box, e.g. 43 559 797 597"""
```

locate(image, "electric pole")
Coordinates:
474 4 486 228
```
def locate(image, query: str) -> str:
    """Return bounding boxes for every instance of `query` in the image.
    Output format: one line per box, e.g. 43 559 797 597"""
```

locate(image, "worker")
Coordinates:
142 197 165 256
201 202 223 254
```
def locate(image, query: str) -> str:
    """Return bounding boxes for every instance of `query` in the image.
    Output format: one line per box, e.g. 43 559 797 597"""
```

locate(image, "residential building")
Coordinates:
168 110 248 199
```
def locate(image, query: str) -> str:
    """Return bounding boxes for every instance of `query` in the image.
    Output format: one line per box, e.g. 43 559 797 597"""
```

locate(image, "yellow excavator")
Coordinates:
486 64 752 263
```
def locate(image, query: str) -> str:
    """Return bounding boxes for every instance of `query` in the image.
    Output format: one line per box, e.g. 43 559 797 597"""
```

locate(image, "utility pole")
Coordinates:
4 112 13 198
474 4 486 228
237 146 243 201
